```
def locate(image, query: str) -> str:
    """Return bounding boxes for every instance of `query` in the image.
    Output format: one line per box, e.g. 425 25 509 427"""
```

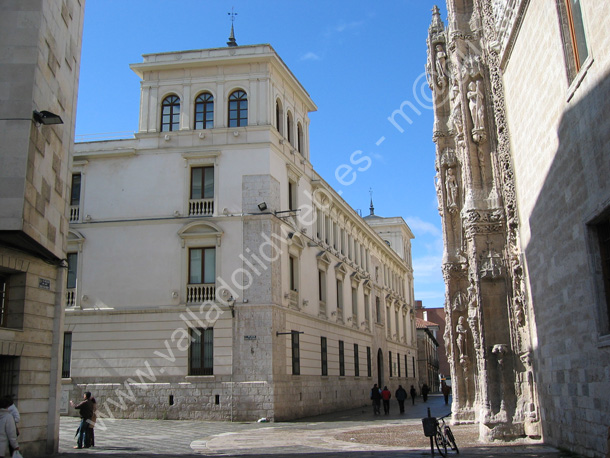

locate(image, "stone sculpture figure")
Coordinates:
450 82 463 135
445 167 459 209
467 80 485 132
435 44 448 86
456 316 468 360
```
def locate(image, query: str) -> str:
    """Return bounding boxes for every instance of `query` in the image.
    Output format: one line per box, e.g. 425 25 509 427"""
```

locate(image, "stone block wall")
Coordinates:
502 1 610 456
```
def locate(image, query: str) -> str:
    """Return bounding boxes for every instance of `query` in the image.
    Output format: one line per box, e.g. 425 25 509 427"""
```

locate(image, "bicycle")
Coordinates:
434 412 459 456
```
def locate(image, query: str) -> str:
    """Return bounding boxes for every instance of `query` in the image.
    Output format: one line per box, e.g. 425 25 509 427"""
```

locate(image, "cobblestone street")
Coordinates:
56 395 569 458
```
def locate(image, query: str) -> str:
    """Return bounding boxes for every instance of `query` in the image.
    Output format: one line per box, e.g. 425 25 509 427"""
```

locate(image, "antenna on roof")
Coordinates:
227 7 238 47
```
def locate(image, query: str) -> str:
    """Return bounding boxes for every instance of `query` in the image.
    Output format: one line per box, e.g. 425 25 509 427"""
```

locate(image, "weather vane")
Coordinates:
228 7 238 23
227 7 238 47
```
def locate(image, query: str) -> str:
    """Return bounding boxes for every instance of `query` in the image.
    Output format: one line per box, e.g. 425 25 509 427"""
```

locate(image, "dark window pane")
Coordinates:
70 174 81 206
66 253 78 289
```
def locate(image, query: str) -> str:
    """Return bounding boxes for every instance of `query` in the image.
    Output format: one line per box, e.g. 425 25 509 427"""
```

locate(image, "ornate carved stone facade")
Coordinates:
427 3 539 440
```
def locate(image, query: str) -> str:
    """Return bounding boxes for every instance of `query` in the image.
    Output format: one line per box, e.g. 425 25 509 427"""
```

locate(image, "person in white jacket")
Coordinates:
0 396 19 457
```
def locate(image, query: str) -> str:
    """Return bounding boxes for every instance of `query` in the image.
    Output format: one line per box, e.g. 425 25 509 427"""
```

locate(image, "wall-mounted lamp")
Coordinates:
33 110 63 125
257 202 268 211
227 296 236 317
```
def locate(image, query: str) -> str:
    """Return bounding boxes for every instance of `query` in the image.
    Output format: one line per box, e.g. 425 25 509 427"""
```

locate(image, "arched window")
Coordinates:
228 90 247 127
275 99 283 134
194 93 214 129
297 122 303 154
286 111 293 145
161 95 180 132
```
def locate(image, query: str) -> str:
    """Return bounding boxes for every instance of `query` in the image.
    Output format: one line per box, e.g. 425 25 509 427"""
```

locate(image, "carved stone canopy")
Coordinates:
480 247 504 279
440 148 458 168
461 52 484 81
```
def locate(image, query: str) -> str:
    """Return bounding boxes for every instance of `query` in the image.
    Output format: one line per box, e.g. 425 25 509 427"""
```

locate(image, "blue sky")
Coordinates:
75 0 447 307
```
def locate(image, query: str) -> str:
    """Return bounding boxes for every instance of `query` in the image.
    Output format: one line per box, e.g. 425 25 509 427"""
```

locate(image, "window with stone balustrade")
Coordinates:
189 166 214 216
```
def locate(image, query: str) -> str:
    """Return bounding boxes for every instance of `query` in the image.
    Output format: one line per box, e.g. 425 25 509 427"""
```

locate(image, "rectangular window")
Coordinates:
387 307 392 337
325 215 330 244
395 310 400 339
412 356 416 379
333 222 339 250
189 247 216 284
405 354 408 378
354 343 359 377
0 356 20 398
289 255 298 291
339 340 345 376
321 337 328 376
389 351 393 377
367 346 372 377
191 166 214 199
70 173 81 206
66 252 78 289
189 327 213 375
62 332 72 378
398 352 401 378
292 331 300 375
376 297 381 323
318 270 326 302
351 287 358 321
558 0 589 81
592 215 610 334
364 293 370 322
288 180 297 210
0 275 7 328
336 279 343 310
316 208 323 240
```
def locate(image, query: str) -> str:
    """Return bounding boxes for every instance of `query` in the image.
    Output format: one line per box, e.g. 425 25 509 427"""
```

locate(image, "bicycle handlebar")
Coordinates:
438 412 452 421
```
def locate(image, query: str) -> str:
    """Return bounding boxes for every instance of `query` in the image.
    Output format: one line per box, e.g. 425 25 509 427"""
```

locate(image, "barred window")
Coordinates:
189 327 213 375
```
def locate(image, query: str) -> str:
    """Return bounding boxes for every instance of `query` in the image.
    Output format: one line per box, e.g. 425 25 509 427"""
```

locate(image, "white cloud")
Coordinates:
412 255 442 279
334 20 364 33
405 216 442 237
300 52 320 61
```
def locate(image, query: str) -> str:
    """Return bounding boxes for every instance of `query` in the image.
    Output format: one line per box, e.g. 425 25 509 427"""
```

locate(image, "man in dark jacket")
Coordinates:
370 384 382 415
70 391 94 449
422 383 430 402
410 385 417 405
395 385 407 414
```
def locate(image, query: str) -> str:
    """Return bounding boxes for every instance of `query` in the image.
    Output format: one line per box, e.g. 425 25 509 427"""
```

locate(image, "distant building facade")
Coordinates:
428 1 610 456
415 301 450 382
0 1 85 455
61 44 418 421
416 317 440 393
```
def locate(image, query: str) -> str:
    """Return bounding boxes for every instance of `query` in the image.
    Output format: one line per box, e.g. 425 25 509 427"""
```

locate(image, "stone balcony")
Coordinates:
189 198 214 216
187 283 215 303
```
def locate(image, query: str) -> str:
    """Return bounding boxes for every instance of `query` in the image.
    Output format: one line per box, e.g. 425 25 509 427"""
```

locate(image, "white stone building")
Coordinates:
0 1 85 455
61 43 417 421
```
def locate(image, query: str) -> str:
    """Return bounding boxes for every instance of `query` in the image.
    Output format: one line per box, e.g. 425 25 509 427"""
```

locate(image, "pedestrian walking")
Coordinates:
410 385 417 405
89 396 97 447
442 381 451 405
370 384 382 415
395 385 407 414
3 395 20 455
381 386 392 415
0 396 19 457
422 383 430 402
70 391 94 449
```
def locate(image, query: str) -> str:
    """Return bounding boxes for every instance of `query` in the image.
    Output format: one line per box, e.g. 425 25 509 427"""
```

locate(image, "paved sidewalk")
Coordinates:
56 395 567 458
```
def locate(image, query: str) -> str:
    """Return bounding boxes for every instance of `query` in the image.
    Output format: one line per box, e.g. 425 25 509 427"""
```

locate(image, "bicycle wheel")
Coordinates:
444 426 459 454
434 429 447 457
